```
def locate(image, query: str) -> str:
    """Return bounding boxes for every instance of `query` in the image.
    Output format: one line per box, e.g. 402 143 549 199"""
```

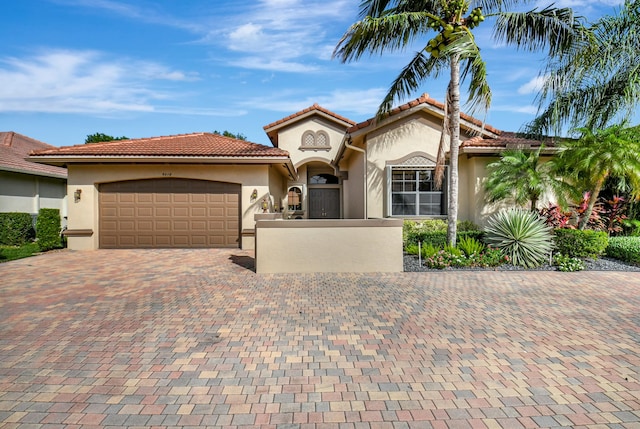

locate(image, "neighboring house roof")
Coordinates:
0 132 67 179
263 103 356 147
29 132 297 179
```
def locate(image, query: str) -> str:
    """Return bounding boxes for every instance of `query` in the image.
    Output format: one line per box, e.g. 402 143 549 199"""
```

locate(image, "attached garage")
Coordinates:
28 132 295 250
99 178 240 248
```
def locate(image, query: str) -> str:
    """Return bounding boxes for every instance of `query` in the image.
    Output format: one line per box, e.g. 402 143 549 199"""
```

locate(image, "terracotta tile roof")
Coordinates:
263 103 356 131
30 132 290 158
461 131 561 150
0 132 67 178
347 93 502 135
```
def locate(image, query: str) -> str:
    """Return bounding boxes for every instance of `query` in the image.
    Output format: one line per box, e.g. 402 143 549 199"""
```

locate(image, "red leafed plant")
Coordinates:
539 193 628 233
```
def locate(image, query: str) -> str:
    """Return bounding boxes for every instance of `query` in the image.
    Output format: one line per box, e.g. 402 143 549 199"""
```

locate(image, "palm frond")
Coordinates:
376 50 447 117
333 12 437 62
493 7 587 56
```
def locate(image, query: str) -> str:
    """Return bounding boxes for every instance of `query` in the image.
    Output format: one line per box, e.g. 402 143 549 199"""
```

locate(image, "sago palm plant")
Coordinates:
484 208 553 268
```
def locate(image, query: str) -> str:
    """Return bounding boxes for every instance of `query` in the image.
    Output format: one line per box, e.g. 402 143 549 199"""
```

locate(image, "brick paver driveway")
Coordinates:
1 249 640 429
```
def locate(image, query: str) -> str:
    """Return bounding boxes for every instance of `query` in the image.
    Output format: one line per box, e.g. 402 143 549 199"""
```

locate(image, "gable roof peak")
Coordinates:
346 93 501 136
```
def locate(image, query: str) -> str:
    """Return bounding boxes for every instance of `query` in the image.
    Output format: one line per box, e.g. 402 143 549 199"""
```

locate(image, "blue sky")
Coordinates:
0 0 627 147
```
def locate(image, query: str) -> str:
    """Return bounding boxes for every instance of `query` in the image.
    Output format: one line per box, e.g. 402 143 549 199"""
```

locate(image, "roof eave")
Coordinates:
0 165 68 179
263 110 354 134
347 103 500 139
459 146 559 155
28 155 294 167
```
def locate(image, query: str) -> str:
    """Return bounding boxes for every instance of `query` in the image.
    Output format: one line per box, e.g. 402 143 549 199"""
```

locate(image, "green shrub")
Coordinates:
405 243 420 255
470 246 509 268
458 236 485 256
484 209 553 268
36 208 62 251
422 244 507 269
457 220 480 231
606 236 640 265
404 222 485 247
0 212 35 246
552 253 585 272
553 228 609 258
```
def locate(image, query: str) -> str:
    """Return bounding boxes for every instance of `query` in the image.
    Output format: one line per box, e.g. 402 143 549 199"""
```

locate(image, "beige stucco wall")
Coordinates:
255 219 403 273
459 154 559 227
365 113 449 218
342 149 365 219
0 171 67 221
65 163 276 250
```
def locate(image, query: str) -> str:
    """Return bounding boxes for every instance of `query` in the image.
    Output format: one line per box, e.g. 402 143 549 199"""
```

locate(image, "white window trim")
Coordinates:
386 165 448 218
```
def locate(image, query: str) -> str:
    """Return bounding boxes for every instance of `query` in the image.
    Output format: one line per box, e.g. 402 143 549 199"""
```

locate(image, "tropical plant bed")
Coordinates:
403 253 640 272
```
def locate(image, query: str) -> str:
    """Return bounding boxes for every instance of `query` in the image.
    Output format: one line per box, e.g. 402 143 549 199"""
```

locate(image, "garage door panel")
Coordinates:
173 207 189 217
154 193 171 203
191 221 207 230
100 178 240 248
173 220 189 231
209 207 225 217
137 221 153 232
191 207 207 217
119 235 137 246
119 207 135 217
101 207 117 217
155 220 171 231
136 193 152 202
154 207 172 217
118 194 136 203
137 207 153 217
173 194 189 203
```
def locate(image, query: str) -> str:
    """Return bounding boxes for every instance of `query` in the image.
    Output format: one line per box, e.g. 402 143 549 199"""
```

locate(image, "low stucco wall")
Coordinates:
255 219 403 273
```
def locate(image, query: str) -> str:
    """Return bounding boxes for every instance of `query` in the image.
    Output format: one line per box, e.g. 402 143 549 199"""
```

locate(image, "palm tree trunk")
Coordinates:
447 54 461 246
578 178 605 230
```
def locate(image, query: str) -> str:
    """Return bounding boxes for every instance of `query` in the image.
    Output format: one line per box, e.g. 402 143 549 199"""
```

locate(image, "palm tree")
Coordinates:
484 147 569 212
529 0 640 135
334 0 585 246
552 125 640 230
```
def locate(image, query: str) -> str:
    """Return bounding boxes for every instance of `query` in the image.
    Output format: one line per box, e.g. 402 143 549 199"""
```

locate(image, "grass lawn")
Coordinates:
0 242 41 263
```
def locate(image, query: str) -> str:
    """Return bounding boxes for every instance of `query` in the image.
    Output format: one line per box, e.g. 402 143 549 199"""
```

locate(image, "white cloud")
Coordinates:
491 104 539 115
0 50 202 114
51 0 357 74
229 57 319 73
517 76 547 95
215 0 355 72
245 88 388 117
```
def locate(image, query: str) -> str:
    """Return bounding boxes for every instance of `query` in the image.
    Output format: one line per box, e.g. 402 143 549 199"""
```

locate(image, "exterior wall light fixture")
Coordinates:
74 189 82 203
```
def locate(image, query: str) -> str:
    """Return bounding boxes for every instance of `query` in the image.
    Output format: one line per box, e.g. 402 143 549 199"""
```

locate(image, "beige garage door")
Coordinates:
99 178 240 248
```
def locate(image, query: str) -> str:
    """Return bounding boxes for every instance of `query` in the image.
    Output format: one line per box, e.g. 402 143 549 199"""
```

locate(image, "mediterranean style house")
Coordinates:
29 93 554 251
0 132 68 222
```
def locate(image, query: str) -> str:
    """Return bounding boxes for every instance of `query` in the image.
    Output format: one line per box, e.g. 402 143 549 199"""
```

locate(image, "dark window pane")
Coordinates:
392 193 416 216
310 174 339 184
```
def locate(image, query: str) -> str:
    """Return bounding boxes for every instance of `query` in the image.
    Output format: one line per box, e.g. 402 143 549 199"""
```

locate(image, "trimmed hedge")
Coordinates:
405 230 485 248
606 237 640 265
36 208 62 251
553 228 609 258
0 212 35 246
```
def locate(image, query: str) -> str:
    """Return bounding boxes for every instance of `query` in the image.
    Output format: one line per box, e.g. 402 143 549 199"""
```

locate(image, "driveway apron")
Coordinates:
1 249 640 428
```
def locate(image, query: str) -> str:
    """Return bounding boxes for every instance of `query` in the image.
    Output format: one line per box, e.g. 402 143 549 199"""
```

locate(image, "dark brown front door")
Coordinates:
99 178 240 248
308 188 340 219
